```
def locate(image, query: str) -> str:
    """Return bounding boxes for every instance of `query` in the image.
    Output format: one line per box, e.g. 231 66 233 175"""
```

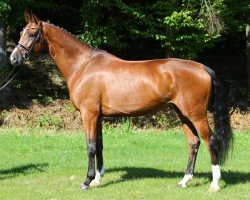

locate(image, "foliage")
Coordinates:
1 0 249 59
162 9 220 58
0 1 10 20
0 0 66 27
0 65 10 82
36 113 63 129
78 0 248 59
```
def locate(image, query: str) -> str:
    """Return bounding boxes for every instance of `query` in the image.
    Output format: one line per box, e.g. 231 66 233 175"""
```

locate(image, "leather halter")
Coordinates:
17 22 43 60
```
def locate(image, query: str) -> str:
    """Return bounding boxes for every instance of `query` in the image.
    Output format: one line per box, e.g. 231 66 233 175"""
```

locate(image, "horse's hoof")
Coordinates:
80 184 90 190
176 182 187 188
90 180 100 187
177 183 187 188
208 186 220 192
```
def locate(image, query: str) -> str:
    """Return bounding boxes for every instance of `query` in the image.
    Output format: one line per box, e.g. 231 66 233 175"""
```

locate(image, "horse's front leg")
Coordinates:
80 109 100 190
89 117 105 187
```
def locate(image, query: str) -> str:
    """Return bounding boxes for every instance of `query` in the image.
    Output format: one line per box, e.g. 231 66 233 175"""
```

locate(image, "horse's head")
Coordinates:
10 11 44 66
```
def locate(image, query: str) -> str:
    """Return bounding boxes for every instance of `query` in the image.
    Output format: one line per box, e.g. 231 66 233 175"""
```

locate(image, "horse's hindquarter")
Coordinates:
167 59 212 117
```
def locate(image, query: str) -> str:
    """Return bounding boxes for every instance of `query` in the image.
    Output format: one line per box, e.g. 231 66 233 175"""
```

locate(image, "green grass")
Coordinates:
0 126 249 200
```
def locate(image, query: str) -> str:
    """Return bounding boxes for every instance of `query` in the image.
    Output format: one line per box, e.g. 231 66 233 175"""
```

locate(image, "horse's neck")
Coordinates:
43 23 93 84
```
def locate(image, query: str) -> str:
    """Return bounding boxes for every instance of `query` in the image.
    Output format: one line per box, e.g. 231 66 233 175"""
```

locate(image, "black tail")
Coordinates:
205 66 233 165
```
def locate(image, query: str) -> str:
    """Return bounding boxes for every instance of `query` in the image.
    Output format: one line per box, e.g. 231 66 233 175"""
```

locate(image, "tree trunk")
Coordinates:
0 20 7 68
247 18 250 105
0 20 12 108
6 25 17 55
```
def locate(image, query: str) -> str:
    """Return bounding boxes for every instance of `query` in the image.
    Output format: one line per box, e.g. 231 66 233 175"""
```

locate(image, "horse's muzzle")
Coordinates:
10 48 24 66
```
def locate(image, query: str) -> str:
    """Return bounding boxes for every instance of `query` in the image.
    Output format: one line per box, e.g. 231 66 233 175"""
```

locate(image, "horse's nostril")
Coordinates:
10 55 18 64
23 53 29 60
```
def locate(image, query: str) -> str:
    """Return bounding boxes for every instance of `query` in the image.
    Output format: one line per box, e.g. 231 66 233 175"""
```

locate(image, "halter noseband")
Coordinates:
17 22 43 60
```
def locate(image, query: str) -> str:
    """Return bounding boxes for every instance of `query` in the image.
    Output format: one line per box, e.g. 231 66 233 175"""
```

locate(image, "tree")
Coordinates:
0 1 10 68
78 0 226 59
78 0 248 60
0 21 7 67
247 20 250 104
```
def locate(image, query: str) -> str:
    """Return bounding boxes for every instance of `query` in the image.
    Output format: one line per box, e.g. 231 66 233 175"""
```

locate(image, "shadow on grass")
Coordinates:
103 167 250 188
222 171 250 188
0 163 49 180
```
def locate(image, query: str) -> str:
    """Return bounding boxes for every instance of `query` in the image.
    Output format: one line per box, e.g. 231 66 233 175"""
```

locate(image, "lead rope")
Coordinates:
0 66 19 92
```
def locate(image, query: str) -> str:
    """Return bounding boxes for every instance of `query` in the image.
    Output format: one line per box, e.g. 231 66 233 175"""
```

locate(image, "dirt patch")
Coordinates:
0 100 82 130
229 109 250 131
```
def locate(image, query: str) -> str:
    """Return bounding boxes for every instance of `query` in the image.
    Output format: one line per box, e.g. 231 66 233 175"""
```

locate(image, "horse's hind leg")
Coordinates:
180 115 221 191
176 112 201 187
174 103 221 191
193 120 221 192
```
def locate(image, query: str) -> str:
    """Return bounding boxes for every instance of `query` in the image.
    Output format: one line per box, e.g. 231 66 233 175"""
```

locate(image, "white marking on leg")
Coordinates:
90 166 105 187
178 174 193 187
209 165 221 192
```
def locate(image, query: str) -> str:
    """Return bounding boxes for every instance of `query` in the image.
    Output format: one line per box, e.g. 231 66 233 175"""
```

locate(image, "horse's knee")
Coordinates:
189 139 200 152
88 141 96 157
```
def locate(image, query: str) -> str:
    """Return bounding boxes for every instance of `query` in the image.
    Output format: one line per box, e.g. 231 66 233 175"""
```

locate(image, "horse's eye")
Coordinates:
28 35 35 39
28 34 35 38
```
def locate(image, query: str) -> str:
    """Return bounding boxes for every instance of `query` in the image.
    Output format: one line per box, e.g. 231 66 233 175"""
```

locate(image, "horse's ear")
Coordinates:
24 11 31 23
30 12 35 22
33 14 40 25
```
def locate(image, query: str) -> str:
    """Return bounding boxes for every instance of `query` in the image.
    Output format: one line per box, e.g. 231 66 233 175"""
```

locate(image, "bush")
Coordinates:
36 113 63 130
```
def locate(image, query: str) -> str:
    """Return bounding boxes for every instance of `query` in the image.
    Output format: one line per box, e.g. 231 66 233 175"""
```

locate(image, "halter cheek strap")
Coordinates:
17 23 43 60
17 42 30 52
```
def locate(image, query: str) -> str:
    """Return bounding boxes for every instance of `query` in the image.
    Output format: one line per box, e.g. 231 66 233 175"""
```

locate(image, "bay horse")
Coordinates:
10 12 233 192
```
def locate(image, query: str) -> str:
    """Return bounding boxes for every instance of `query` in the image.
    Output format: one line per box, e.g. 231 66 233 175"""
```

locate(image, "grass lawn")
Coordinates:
0 126 249 200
